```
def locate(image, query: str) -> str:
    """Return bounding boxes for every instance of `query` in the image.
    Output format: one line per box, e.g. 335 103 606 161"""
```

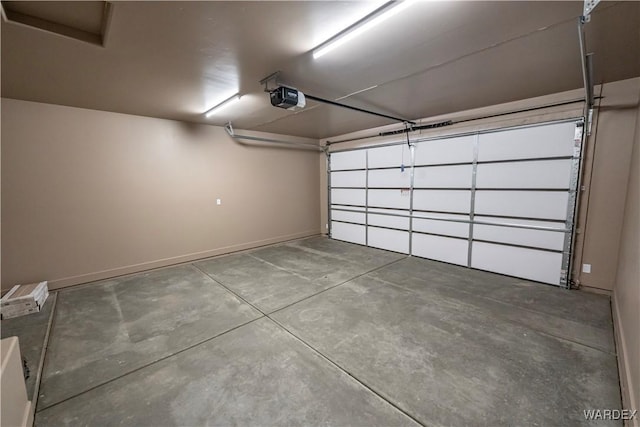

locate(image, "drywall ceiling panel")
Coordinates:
1 1 383 130
582 1 640 84
2 1 638 138
283 1 582 101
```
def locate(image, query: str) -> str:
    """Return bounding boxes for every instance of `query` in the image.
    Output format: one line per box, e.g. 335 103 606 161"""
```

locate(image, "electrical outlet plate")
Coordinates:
582 263 592 274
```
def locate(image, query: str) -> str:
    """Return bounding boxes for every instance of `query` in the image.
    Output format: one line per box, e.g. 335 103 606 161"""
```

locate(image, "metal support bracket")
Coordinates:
583 0 600 21
259 71 282 93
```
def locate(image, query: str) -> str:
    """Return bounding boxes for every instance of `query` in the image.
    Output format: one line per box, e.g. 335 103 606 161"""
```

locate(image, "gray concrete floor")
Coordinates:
5 237 621 426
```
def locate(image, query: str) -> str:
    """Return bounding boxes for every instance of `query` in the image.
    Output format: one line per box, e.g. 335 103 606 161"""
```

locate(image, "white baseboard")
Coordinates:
46 230 321 290
612 292 639 427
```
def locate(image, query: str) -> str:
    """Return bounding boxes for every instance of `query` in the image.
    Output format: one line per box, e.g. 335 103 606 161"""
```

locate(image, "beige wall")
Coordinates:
1 98 321 290
613 95 640 422
320 77 640 292
579 81 640 290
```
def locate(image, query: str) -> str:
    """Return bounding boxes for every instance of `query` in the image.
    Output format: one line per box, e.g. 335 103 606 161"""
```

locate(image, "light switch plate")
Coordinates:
582 263 591 273
216 199 221 205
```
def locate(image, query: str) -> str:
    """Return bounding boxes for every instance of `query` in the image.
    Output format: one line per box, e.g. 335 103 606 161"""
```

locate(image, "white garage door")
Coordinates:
328 119 583 287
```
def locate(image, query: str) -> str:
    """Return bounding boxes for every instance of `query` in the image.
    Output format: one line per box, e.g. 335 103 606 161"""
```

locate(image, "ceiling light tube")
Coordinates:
313 0 416 59
204 93 241 117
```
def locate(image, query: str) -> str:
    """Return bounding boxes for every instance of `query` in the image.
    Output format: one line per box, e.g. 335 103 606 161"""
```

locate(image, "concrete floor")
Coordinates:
5 237 621 426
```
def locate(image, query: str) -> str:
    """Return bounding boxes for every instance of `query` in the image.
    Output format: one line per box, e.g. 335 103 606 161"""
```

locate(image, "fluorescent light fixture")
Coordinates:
204 93 241 117
313 0 416 59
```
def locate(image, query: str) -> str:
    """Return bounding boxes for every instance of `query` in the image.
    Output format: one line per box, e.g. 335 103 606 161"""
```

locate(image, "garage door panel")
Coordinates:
412 217 470 238
471 242 563 285
473 215 566 230
331 150 366 171
477 122 575 161
473 224 566 251
414 165 473 188
331 170 366 188
476 159 573 189
413 190 471 213
331 189 366 206
368 227 409 253
331 210 366 224
331 222 366 245
368 145 409 168
368 168 411 188
412 233 468 266
368 213 410 230
414 135 475 165
474 191 568 220
368 189 411 209
369 208 408 216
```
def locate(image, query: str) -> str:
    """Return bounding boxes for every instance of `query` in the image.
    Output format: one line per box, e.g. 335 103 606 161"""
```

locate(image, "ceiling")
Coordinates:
2 1 639 139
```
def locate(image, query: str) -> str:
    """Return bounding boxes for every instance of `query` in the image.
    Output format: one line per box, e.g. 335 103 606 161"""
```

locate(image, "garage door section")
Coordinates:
470 123 579 286
328 120 582 287
412 135 475 266
329 150 367 245
366 144 412 253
